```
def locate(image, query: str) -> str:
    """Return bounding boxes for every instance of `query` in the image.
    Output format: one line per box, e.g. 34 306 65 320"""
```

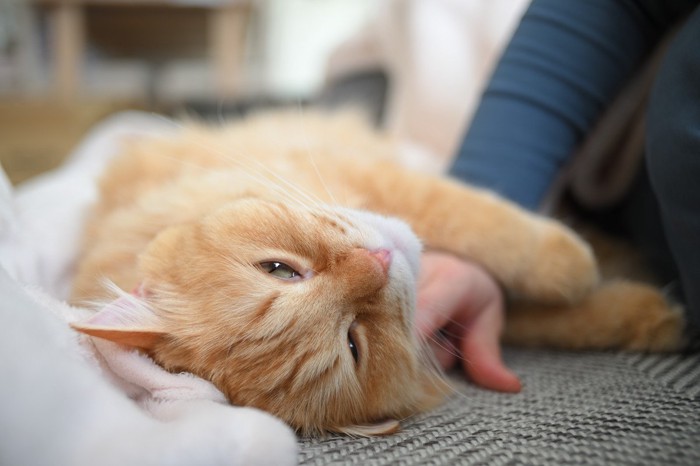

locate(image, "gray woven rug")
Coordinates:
299 348 700 465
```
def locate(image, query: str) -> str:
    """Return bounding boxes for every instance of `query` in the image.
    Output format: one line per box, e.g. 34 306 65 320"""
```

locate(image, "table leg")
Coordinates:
51 3 84 99
210 4 250 98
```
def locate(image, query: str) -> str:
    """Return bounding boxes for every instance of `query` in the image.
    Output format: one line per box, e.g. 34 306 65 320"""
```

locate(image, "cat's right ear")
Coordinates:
71 288 166 351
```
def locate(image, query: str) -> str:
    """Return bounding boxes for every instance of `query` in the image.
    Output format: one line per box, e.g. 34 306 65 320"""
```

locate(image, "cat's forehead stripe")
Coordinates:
278 349 315 393
311 213 348 234
249 291 280 327
263 348 343 398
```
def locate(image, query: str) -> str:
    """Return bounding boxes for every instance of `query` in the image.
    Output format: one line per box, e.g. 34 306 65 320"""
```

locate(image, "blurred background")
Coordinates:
0 0 379 184
0 0 526 185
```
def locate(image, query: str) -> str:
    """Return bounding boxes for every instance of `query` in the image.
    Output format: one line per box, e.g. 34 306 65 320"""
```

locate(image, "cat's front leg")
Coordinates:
350 163 599 304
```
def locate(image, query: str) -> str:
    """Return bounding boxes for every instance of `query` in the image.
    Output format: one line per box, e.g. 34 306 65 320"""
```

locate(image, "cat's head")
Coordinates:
73 198 447 435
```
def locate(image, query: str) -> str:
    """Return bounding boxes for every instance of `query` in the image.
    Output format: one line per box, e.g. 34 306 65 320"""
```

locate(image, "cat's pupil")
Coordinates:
260 261 299 280
348 331 359 363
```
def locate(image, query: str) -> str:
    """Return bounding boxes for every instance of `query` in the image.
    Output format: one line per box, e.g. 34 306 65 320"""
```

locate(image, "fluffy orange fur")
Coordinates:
70 111 684 436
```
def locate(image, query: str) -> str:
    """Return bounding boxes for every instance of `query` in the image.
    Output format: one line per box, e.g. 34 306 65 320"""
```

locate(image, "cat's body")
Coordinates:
71 112 684 435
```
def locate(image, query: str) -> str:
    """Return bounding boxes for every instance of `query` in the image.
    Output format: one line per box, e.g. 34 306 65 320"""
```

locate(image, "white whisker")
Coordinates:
293 101 339 205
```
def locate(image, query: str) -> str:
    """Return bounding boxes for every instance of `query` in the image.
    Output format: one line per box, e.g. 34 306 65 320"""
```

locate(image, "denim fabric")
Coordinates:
451 0 696 210
647 6 700 326
450 0 699 325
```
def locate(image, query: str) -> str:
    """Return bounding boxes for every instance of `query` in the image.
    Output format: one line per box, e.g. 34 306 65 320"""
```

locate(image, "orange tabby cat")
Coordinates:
70 111 684 436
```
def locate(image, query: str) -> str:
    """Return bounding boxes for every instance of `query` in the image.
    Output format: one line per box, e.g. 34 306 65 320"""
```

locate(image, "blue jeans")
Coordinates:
646 6 700 328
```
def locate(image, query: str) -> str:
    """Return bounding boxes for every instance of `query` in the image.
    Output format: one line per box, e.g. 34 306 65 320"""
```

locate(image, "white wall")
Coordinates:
256 0 375 98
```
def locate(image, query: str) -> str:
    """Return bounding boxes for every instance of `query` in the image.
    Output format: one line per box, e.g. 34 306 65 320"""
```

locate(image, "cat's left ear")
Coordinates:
71 287 166 351
335 419 400 437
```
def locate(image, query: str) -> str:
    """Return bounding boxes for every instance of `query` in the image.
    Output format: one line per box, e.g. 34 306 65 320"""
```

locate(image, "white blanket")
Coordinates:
0 112 298 466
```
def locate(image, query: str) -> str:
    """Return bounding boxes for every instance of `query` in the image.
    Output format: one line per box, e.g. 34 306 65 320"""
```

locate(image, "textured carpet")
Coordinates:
299 348 700 465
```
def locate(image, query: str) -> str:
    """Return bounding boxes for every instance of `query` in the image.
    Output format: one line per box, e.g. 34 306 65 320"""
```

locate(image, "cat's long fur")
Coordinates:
70 111 684 435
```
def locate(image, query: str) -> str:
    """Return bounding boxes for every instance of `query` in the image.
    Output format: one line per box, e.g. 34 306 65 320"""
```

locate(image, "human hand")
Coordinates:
416 251 521 393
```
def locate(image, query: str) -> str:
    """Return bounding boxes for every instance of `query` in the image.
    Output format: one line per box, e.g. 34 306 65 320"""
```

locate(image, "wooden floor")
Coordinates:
0 99 138 185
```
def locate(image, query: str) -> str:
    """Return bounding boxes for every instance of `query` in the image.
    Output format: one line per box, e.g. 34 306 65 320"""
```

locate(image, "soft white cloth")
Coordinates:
0 112 298 466
0 111 175 299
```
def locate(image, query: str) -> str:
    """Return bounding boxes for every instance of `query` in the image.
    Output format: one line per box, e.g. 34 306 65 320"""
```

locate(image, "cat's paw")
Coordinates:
621 285 685 352
515 221 599 304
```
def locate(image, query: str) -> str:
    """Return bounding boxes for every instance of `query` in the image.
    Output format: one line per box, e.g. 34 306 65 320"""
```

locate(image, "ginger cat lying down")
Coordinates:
70 112 684 436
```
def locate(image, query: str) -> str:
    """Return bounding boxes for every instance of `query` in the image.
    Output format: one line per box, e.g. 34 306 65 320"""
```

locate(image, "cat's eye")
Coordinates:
348 323 360 364
259 261 301 280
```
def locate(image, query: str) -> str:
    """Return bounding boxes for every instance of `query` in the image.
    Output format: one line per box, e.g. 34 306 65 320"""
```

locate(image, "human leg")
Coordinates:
646 7 700 329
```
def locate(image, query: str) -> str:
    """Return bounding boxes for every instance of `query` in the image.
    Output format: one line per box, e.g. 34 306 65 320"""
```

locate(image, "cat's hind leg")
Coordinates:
503 280 685 352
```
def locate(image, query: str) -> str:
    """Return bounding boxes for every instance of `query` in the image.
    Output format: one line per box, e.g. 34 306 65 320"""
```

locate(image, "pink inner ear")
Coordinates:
86 295 141 327
71 285 166 350
82 283 157 328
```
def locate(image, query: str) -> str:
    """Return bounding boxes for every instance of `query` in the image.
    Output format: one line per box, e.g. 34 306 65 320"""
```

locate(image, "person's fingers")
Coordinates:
415 277 463 338
426 333 458 369
460 298 521 393
416 252 474 337
417 251 520 391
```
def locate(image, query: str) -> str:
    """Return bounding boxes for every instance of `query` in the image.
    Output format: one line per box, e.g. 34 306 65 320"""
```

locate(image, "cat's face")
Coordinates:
78 198 444 435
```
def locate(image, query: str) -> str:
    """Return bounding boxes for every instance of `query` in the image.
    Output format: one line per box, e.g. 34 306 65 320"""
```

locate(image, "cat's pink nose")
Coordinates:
369 248 392 274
